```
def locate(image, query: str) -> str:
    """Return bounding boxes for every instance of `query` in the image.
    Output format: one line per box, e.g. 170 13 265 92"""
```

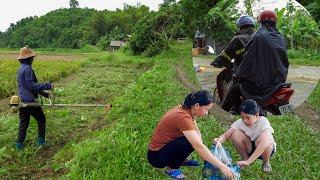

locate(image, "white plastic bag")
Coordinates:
212 144 232 166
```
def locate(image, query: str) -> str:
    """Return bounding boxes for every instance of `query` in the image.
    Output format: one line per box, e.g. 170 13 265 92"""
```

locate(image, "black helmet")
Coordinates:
236 15 255 28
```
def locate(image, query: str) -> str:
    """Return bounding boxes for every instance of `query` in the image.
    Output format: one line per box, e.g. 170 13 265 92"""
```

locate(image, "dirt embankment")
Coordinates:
294 102 320 132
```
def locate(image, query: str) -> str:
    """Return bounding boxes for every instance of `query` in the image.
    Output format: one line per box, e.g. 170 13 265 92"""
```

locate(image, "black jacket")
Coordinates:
219 27 254 71
235 25 289 104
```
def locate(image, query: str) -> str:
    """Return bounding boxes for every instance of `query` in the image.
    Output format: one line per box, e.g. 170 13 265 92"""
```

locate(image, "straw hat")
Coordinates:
17 46 36 60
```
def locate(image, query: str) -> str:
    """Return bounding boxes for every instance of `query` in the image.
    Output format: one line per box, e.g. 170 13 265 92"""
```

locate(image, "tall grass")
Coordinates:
0 60 83 98
0 53 149 178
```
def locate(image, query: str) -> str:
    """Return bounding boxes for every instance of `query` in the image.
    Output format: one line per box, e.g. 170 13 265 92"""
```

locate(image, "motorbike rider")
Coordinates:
210 15 255 113
232 10 289 111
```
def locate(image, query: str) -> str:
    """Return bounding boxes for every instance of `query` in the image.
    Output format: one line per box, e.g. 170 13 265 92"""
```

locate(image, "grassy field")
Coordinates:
0 51 151 178
50 43 320 179
0 44 102 54
0 56 85 99
0 43 319 179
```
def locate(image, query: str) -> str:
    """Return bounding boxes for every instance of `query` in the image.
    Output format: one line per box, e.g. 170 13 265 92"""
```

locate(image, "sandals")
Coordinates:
165 169 185 180
262 162 272 173
181 159 200 167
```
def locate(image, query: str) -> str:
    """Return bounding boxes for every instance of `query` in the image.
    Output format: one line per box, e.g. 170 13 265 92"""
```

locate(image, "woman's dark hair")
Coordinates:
182 90 213 109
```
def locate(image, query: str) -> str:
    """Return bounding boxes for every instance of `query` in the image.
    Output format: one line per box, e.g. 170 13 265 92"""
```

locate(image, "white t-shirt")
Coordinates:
231 116 274 142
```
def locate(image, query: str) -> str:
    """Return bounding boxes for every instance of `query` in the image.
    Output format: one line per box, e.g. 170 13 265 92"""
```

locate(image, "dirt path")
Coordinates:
192 56 320 129
193 56 320 107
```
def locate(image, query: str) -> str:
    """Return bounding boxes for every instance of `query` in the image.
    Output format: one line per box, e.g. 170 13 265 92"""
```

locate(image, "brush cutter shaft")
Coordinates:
9 94 112 113
43 103 107 107
21 102 109 108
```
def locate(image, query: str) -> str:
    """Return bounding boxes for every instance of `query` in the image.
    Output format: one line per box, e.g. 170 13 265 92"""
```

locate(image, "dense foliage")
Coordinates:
276 2 320 50
178 0 218 37
306 0 320 23
203 0 238 43
0 5 150 49
0 0 319 55
3 8 95 48
129 2 186 56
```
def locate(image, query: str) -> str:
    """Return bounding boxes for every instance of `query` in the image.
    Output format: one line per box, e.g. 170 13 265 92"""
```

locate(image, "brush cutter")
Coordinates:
9 91 111 113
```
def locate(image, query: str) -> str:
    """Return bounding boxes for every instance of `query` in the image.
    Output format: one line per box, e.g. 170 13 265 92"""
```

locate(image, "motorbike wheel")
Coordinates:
264 105 281 115
213 87 221 105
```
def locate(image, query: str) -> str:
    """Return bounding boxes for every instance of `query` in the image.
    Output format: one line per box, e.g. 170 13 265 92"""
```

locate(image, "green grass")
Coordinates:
0 44 103 54
308 82 320 110
288 48 320 66
0 42 319 179
47 42 320 179
0 53 150 178
196 114 320 179
48 42 191 179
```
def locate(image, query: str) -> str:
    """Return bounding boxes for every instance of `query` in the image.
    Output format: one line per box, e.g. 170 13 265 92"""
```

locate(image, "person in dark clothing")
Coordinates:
211 15 255 114
15 46 54 150
235 10 289 107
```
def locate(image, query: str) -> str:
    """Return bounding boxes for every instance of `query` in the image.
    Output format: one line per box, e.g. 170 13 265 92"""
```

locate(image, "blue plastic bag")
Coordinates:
202 144 241 180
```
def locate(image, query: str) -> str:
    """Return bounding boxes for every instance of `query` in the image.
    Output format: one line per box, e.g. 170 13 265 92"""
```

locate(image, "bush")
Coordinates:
129 13 158 55
277 7 320 50
96 35 110 50
143 36 169 57
203 0 238 43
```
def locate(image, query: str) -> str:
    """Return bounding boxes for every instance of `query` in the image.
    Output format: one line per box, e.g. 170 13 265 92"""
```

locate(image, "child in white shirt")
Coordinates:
214 99 276 173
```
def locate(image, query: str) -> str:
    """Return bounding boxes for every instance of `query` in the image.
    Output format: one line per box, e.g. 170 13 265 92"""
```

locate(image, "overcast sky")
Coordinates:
0 0 164 32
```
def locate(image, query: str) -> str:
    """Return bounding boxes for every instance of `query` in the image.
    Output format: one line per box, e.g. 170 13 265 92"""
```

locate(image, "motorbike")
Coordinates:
210 55 294 115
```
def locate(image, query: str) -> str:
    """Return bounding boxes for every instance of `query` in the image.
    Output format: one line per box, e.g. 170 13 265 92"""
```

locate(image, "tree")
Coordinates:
306 0 320 23
92 12 107 37
297 0 314 6
244 0 254 16
129 12 169 56
179 0 216 37
276 6 320 50
203 0 237 43
69 0 79 8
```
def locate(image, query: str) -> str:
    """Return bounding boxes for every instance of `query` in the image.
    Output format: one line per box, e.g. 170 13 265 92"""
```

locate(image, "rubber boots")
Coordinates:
15 142 24 150
36 137 50 148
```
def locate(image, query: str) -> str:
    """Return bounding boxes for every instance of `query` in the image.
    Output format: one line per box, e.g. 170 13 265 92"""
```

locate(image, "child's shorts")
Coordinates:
249 141 276 160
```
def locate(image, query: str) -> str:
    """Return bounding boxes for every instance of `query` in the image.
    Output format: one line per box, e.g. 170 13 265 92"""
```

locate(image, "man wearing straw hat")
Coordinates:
15 46 54 150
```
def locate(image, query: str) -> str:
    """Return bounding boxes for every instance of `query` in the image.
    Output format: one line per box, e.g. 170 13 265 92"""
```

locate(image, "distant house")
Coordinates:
109 41 125 51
